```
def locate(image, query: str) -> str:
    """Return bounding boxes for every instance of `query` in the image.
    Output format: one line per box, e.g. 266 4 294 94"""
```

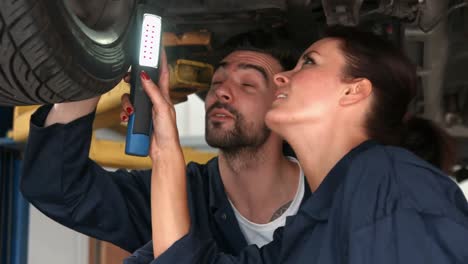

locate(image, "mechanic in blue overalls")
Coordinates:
131 25 468 264
21 46 311 256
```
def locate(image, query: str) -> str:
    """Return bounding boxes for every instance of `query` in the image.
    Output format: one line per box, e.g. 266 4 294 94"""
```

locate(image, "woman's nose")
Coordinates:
274 72 290 86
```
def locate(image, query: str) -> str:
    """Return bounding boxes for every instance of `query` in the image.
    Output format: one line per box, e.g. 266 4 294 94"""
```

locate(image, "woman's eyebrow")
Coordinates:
302 50 321 60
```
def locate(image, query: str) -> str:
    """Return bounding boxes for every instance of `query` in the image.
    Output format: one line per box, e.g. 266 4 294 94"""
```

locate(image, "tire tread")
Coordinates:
0 0 129 106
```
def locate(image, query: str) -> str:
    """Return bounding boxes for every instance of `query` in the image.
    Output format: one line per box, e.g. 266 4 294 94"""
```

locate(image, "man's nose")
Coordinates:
214 83 232 102
274 72 290 86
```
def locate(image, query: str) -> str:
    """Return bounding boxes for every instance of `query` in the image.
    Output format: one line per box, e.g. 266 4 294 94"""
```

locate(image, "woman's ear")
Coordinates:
339 78 372 106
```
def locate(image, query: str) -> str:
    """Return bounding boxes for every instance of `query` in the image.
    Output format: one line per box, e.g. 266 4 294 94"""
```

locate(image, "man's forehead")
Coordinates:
218 51 282 77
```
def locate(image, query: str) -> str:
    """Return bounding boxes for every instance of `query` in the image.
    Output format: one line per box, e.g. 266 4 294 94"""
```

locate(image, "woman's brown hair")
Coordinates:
325 26 456 173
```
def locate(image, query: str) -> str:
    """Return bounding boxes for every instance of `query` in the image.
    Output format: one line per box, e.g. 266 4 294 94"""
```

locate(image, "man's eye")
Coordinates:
242 83 254 87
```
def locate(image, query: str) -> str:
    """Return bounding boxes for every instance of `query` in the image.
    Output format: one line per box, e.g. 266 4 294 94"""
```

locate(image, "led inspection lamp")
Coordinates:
125 5 163 156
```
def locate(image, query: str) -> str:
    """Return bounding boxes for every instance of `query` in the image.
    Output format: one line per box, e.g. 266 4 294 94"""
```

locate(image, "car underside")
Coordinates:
63 0 468 136
0 0 467 172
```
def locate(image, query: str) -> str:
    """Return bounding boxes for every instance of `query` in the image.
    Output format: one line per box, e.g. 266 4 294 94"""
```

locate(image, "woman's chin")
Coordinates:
265 109 288 134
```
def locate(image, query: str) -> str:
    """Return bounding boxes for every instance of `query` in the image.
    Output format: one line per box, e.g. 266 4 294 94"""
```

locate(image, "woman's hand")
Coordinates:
138 50 190 258
120 51 181 161
138 51 181 161
120 51 190 257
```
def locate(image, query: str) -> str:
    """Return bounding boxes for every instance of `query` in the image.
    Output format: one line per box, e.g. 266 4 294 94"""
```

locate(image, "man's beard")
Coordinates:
205 102 271 152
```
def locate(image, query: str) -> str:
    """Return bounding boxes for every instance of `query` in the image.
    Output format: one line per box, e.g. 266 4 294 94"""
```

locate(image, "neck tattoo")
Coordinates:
270 200 293 221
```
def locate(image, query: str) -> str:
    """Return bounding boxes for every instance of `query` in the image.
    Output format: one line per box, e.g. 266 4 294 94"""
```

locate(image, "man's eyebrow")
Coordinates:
215 61 227 69
238 63 268 82
214 61 269 83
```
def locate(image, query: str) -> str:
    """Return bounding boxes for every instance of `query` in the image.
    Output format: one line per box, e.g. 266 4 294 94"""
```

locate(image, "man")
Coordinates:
20 47 309 257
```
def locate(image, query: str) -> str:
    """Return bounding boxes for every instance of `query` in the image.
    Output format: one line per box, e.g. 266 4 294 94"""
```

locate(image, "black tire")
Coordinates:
0 0 134 106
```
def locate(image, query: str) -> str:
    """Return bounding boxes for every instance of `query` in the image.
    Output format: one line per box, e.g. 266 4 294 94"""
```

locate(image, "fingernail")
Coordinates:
140 71 150 81
122 115 128 122
126 107 133 115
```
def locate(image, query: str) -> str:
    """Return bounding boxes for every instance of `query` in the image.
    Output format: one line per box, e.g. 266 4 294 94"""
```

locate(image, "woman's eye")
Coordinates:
303 57 316 65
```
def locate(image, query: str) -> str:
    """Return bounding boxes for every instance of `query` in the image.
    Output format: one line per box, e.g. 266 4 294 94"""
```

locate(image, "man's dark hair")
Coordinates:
221 30 300 71
228 45 298 71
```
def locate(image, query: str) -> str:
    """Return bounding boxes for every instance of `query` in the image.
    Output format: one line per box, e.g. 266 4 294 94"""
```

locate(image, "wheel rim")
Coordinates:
64 0 136 45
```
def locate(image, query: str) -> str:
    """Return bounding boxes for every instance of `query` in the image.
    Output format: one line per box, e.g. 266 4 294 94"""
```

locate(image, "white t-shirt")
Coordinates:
459 180 468 200
229 157 305 247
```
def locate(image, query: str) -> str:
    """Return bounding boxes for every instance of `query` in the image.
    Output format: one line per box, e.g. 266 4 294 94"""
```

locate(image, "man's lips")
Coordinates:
208 108 235 120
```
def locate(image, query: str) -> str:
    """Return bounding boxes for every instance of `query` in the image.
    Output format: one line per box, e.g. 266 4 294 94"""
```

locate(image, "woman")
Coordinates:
128 26 468 263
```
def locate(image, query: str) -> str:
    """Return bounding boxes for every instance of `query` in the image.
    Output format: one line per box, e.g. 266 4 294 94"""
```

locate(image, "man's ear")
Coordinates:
339 78 372 106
